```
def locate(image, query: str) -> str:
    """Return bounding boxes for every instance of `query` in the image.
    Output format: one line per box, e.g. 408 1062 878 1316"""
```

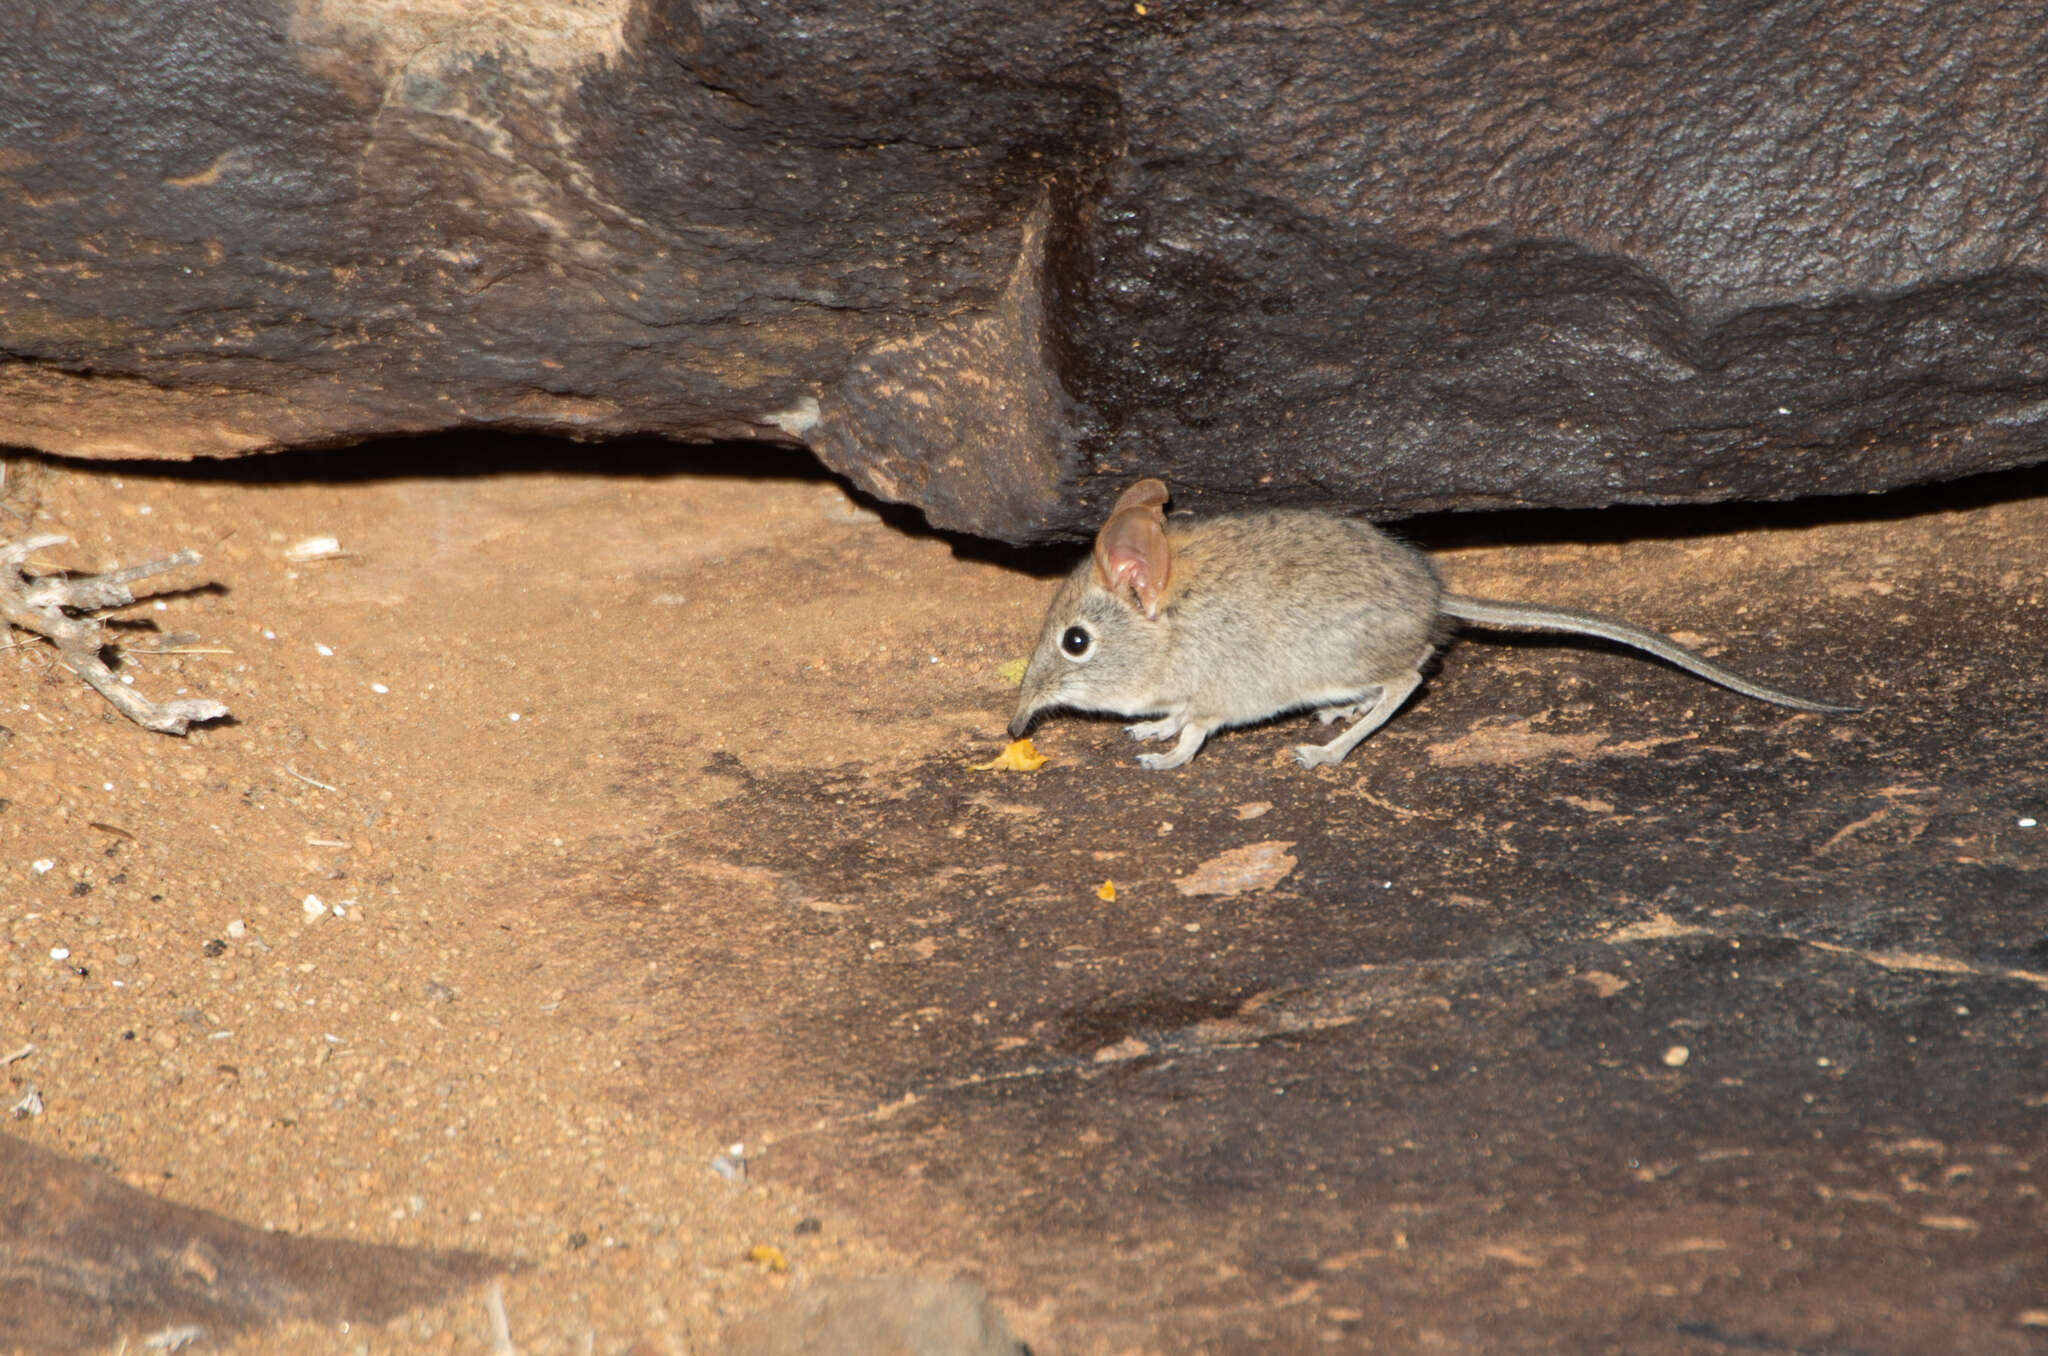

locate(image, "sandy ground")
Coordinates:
3 442 1041 1354
5 443 2045 1355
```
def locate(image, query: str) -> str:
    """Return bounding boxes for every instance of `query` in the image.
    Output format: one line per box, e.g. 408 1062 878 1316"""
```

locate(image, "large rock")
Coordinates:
3 0 2046 540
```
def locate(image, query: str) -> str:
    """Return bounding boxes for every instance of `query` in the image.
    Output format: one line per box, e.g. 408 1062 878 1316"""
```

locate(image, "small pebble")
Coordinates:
225 920 247 939
2020 817 2038 829
710 1143 747 1181
1662 1045 1690 1068
32 859 54 875
302 894 326 919
48 947 69 961
315 643 334 657
284 536 343 562
370 683 389 694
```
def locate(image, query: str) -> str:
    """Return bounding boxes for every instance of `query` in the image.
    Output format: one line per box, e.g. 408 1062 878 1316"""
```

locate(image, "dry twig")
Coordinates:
0 533 229 735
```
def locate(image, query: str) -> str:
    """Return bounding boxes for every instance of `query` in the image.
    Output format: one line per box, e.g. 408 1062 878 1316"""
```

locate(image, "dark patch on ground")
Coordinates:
0 1132 502 1354
506 569 2048 1352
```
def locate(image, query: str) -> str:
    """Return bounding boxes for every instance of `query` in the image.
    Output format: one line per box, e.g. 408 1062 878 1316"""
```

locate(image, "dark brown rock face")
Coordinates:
4 1 2046 539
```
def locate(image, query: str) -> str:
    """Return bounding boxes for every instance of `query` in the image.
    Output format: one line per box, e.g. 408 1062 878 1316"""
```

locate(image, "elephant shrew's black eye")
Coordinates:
1061 625 1094 659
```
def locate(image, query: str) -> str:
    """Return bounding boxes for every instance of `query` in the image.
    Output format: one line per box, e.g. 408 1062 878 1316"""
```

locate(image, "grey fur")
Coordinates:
1009 502 1856 771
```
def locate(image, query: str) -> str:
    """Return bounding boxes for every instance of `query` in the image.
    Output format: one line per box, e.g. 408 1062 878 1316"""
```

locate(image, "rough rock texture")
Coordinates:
0 1131 499 1353
4 0 2048 538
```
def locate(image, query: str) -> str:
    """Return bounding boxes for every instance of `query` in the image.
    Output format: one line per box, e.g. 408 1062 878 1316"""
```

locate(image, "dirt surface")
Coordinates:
3 443 2046 1354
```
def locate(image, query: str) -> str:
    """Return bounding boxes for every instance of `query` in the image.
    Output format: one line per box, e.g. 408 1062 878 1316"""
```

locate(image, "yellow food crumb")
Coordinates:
969 738 1048 772
995 658 1028 685
1095 880 1116 902
748 1243 789 1273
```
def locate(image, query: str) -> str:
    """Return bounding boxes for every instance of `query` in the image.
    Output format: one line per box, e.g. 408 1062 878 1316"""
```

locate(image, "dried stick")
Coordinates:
0 534 229 735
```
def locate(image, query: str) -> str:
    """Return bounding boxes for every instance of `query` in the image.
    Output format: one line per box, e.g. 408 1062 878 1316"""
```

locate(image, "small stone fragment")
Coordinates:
283 536 344 562
1174 841 1297 897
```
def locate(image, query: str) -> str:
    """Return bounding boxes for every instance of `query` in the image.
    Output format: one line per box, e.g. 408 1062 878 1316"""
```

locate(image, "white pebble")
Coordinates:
262 629 276 640
31 859 54 875
49 947 69 961
226 920 246 939
1662 1045 1690 1068
315 643 334 657
302 893 326 919
284 535 343 562
2020 817 2038 829
370 683 389 695
508 712 520 722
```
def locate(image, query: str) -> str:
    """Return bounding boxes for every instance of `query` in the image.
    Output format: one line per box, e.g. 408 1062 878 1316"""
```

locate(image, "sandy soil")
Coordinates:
5 443 2044 1355
3 442 1041 1354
